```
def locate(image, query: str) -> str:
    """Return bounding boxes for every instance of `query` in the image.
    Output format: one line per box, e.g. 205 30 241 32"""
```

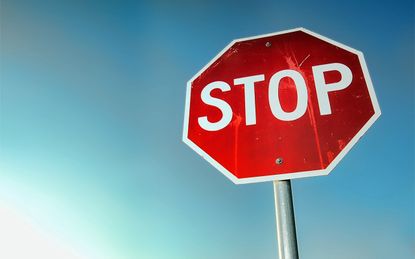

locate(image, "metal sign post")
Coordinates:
274 180 299 259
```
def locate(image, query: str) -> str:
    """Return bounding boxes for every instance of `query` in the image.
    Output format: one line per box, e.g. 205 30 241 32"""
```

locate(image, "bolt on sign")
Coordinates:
183 28 381 184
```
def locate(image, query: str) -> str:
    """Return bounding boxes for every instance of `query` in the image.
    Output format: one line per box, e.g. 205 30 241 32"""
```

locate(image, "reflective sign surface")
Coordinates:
183 28 381 184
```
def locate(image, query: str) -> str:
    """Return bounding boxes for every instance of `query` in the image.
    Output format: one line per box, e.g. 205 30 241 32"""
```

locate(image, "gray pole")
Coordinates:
273 180 299 259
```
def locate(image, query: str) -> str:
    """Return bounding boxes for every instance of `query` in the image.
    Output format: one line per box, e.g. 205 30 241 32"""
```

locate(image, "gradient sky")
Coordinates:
0 0 414 259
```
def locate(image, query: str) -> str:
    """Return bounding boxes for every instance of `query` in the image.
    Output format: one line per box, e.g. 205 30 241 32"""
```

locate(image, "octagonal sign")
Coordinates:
183 28 381 184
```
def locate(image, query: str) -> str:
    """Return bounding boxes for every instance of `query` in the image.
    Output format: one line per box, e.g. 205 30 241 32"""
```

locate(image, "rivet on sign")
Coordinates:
276 157 283 165
265 41 271 47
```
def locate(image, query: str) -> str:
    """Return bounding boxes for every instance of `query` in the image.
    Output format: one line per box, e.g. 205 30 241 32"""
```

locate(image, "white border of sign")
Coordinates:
183 27 381 184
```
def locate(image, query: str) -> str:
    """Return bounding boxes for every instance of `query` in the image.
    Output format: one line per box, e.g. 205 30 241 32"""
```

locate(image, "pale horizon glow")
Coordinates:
0 200 84 259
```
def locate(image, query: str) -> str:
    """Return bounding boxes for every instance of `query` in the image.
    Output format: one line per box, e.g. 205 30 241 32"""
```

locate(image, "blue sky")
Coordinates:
0 0 413 258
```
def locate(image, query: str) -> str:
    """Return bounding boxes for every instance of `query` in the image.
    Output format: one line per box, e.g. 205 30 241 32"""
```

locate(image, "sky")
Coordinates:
0 0 414 259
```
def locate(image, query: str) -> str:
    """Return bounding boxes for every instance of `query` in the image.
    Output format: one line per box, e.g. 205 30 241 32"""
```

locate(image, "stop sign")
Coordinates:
183 28 381 184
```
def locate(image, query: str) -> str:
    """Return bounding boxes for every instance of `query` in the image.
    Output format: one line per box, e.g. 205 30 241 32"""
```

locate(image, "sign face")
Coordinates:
183 28 381 184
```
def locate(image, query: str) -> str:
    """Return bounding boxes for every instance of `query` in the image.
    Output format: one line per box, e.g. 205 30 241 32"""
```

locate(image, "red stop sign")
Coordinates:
183 28 381 184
